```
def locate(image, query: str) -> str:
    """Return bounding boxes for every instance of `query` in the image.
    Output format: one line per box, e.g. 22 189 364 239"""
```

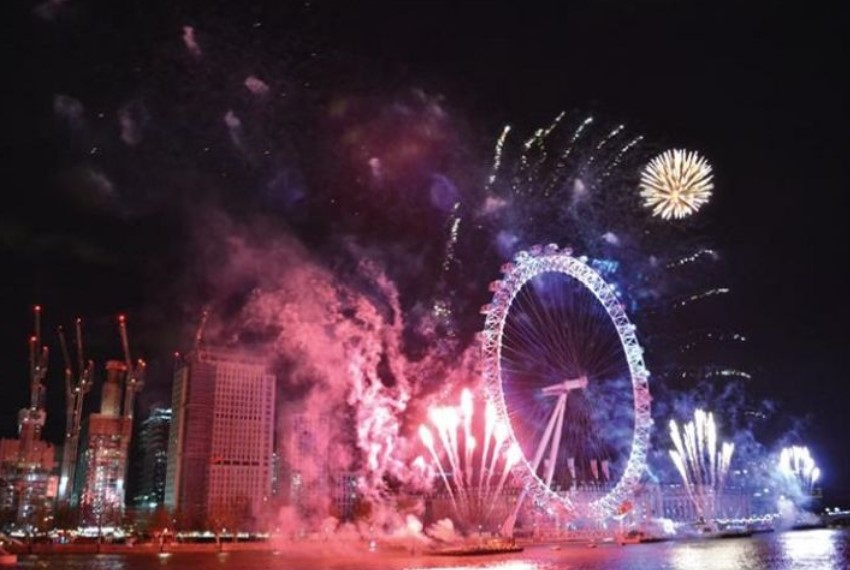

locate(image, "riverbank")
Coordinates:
5 541 278 555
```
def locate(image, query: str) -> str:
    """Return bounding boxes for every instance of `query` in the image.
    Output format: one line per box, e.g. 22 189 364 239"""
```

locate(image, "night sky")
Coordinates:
3 2 848 498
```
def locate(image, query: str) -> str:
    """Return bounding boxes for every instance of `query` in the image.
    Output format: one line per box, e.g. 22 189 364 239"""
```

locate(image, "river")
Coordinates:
12 528 850 570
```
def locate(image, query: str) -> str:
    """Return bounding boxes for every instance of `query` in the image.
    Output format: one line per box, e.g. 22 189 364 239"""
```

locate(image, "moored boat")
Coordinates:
617 529 672 545
433 538 524 556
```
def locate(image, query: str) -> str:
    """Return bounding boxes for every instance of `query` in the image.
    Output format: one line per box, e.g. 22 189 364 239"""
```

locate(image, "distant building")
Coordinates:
279 408 330 518
279 407 360 522
165 348 275 529
75 360 133 528
625 482 752 524
133 408 171 507
0 423 57 531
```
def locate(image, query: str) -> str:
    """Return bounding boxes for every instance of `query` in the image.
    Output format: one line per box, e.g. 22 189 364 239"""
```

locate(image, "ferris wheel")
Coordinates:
480 244 651 521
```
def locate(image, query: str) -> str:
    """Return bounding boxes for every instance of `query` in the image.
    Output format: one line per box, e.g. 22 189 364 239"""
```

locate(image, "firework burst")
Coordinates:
418 389 521 531
639 149 714 220
778 445 821 495
668 408 735 522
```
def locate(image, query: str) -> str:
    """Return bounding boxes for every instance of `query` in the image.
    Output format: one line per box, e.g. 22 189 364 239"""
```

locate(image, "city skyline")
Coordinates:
2 0 847 525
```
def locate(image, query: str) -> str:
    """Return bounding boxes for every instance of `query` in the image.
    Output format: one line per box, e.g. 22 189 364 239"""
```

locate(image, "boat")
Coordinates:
433 539 524 556
717 524 754 539
617 529 671 545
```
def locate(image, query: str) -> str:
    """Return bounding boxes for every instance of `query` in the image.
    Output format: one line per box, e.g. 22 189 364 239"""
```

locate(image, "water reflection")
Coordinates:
14 530 850 570
405 563 548 570
780 528 845 569
671 540 757 570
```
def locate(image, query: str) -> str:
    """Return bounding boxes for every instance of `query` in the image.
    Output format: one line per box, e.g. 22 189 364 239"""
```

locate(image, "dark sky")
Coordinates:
3 2 848 496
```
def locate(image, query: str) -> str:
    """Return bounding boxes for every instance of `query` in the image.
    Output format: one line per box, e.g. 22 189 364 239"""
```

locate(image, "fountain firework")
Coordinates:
668 408 735 522
417 388 521 531
778 445 821 495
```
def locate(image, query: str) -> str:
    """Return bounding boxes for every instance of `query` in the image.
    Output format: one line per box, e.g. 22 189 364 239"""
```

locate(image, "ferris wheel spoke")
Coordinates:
524 280 571 359
502 313 563 372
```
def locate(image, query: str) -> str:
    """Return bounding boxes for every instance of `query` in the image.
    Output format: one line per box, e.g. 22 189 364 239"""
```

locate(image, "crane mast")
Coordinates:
57 319 94 503
28 305 49 412
118 315 146 420
20 306 48 449
193 306 210 351
14 306 51 529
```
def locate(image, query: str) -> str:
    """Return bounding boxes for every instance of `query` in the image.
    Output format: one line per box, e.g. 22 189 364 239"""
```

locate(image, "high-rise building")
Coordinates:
75 360 133 527
279 408 331 515
0 431 56 530
165 348 275 529
133 408 171 507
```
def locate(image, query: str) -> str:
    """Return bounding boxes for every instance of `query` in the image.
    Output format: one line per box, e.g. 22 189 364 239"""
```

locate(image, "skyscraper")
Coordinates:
133 408 171 507
165 348 275 529
76 360 133 527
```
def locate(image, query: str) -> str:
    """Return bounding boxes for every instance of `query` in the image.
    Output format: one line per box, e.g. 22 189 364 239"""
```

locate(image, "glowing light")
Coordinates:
779 445 821 495
667 248 719 268
639 149 714 219
669 408 735 522
485 125 512 189
419 392 522 529
675 287 731 308
418 425 433 449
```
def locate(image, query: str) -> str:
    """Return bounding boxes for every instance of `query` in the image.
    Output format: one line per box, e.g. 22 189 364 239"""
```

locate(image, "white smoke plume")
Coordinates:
182 25 202 57
53 94 85 130
118 100 148 146
208 232 413 499
33 0 69 21
245 75 270 95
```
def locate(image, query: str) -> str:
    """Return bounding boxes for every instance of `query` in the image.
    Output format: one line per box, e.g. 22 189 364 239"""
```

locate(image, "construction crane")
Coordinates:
57 318 94 503
14 305 50 527
193 306 210 352
28 305 49 412
117 315 146 420
19 305 49 452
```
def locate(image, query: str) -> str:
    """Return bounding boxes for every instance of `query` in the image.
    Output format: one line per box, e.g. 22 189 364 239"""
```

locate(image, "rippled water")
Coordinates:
13 528 850 570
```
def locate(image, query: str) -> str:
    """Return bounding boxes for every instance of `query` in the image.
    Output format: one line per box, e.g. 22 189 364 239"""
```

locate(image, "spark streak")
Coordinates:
778 445 821 495
669 409 735 522
419 391 518 529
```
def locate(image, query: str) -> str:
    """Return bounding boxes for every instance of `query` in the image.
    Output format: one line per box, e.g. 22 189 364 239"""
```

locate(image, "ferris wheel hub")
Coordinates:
541 376 588 396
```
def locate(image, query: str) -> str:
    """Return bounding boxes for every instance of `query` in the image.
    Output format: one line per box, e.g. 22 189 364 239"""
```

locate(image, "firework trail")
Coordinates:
419 390 520 530
485 125 512 191
778 445 821 495
669 408 735 522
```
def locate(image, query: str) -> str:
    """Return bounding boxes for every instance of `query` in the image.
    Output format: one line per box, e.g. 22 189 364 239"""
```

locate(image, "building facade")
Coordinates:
165 348 275 529
75 360 134 528
132 408 171 507
0 427 57 531
278 407 364 523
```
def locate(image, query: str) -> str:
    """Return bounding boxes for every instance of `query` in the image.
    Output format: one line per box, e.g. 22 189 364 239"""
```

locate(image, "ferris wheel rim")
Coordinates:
480 244 651 518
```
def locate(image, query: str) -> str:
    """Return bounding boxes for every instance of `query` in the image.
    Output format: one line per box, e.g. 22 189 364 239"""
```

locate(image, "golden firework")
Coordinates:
639 149 713 219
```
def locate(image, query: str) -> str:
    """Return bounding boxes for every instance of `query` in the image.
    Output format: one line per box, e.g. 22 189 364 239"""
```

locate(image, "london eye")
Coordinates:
480 244 651 521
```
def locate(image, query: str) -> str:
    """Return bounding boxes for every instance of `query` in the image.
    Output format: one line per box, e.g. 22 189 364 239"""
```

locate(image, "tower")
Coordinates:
133 408 171 507
75 316 145 528
165 347 275 529
76 361 133 527
0 306 57 531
